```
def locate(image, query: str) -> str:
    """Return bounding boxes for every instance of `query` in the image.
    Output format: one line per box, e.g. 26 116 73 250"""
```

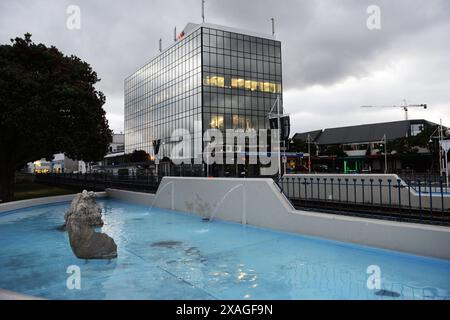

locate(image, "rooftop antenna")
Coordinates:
270 17 275 37
174 26 177 42
159 38 162 52
202 0 205 23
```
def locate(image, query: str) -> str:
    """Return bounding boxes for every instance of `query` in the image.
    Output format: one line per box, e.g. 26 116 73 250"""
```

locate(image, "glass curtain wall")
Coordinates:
201 27 283 135
125 28 203 159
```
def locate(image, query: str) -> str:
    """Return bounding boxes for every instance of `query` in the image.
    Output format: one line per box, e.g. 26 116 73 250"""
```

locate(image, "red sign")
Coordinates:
177 31 185 41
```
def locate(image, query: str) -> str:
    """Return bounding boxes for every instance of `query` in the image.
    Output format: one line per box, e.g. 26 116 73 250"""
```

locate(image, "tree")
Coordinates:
0 34 112 202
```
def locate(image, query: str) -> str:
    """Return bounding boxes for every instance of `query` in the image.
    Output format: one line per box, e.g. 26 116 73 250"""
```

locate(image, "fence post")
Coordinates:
370 179 374 205
330 178 334 201
387 179 392 206
317 178 320 201
292 177 295 200
304 178 308 206
286 177 290 198
429 180 433 214
378 179 383 207
440 179 444 216
407 180 411 212
418 179 422 222
345 178 349 203
361 179 365 204
338 178 341 202
397 179 402 209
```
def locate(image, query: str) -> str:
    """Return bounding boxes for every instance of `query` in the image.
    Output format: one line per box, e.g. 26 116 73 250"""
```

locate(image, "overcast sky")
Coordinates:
1 0 449 134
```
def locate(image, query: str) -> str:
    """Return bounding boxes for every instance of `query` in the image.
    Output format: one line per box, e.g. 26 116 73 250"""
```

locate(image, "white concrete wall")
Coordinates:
106 189 155 206
114 177 450 260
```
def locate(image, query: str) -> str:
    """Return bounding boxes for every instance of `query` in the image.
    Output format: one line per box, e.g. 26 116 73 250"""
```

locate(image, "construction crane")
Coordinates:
360 100 427 120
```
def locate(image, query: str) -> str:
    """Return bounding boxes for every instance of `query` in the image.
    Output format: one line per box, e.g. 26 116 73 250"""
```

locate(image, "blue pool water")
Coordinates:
0 199 449 300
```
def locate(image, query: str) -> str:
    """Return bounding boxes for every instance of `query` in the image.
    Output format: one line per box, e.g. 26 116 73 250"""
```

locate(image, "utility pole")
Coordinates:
383 134 388 174
277 95 281 178
270 18 275 37
174 26 177 42
307 134 311 174
440 119 443 176
202 0 205 23
159 38 162 52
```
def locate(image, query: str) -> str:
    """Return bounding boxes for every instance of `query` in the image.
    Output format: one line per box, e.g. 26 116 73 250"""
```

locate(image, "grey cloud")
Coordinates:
1 0 449 132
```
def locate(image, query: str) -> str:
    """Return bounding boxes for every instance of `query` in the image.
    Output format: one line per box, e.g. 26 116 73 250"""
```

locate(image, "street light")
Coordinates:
380 134 387 174
429 120 444 177
307 134 312 174
267 95 282 179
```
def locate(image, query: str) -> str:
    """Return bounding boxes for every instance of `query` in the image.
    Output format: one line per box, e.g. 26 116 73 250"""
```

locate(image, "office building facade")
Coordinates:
125 22 282 175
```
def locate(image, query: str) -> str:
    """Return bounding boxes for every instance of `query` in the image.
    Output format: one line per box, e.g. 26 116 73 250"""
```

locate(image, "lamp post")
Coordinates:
429 129 443 177
267 95 282 179
276 95 281 178
380 134 387 174
307 134 311 174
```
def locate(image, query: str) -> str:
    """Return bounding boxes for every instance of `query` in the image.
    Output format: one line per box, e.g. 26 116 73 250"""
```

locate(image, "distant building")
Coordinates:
108 133 125 153
292 119 443 173
81 133 125 173
28 153 79 174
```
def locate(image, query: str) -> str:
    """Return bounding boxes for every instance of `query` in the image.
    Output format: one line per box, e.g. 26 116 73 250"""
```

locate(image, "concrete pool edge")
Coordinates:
0 288 46 300
0 181 448 261
107 177 450 261
0 192 108 214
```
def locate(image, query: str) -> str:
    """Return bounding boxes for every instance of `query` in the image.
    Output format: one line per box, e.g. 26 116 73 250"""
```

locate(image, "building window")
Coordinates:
410 124 424 136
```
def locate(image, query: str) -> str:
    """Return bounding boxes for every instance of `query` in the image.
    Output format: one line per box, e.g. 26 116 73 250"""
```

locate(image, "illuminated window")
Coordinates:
216 76 224 87
270 83 277 93
251 81 258 91
258 82 264 92
204 75 225 88
210 115 224 129
277 83 282 93
237 78 245 89
231 78 238 88
245 80 251 90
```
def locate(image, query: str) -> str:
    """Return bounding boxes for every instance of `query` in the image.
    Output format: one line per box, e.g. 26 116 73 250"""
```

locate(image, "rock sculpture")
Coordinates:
61 190 103 230
61 190 117 259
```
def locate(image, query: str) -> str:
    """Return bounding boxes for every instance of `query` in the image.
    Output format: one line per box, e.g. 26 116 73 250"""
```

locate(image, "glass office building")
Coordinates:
125 22 282 175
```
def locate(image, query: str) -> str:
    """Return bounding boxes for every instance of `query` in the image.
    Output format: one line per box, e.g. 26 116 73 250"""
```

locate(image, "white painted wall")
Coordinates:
110 177 450 260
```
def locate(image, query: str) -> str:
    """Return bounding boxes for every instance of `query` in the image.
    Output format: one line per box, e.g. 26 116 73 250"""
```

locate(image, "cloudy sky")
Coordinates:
1 0 449 134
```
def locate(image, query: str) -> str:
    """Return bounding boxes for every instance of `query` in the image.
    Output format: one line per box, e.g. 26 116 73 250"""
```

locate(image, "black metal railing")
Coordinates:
277 176 450 226
35 172 161 194
36 172 450 226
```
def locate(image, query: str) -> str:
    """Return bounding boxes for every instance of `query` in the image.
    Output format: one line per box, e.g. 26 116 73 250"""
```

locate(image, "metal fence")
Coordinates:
35 172 161 193
35 172 450 226
277 174 450 226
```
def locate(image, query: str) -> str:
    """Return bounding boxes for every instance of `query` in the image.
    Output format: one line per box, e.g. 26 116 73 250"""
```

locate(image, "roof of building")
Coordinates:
292 130 323 142
183 22 276 41
293 119 436 145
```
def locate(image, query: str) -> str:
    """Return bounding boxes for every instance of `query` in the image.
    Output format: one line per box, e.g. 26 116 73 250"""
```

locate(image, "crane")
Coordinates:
360 100 427 120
